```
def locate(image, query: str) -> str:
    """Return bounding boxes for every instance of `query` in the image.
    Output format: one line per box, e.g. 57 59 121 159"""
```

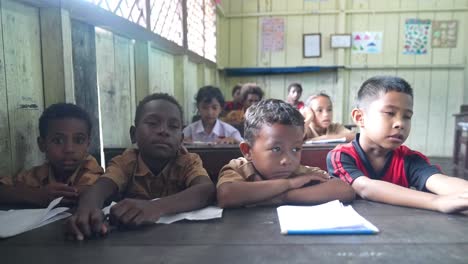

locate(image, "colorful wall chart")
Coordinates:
403 19 431 55
351 32 382 54
261 17 284 52
432 20 458 48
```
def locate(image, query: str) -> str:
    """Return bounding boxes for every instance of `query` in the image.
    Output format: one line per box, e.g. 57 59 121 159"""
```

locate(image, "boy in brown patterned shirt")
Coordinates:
67 93 215 240
217 99 355 208
0 103 103 207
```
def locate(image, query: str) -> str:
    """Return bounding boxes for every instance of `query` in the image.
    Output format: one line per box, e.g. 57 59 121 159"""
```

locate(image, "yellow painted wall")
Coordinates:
218 0 468 156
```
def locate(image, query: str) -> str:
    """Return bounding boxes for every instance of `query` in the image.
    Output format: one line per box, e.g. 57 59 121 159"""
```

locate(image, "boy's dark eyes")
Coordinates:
51 138 64 144
383 111 395 116
292 147 302 152
271 147 281 152
74 137 86 144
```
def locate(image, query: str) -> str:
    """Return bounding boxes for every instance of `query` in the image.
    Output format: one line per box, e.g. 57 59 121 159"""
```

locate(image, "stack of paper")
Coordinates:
102 200 223 224
277 200 379 235
0 197 70 238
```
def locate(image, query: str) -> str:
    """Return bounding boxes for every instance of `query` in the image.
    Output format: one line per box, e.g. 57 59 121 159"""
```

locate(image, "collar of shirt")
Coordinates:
193 119 223 137
134 151 187 179
46 155 95 185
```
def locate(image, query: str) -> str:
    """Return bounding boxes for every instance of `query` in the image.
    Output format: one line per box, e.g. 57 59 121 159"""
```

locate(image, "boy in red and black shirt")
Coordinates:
327 76 468 214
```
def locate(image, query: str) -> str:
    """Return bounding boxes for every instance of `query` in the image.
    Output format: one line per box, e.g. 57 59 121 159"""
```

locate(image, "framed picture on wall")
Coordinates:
303 33 321 58
330 34 352 48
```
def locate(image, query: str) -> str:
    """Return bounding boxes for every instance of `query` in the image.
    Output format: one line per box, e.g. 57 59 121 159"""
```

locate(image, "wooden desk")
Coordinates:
105 144 337 182
1 200 468 263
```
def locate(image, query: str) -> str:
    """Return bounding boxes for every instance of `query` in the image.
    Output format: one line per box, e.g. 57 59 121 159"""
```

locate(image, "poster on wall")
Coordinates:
261 17 284 52
403 19 431 55
351 32 382 54
432 20 458 48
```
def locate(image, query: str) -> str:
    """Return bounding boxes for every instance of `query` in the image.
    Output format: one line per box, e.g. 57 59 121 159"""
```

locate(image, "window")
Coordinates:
187 0 216 62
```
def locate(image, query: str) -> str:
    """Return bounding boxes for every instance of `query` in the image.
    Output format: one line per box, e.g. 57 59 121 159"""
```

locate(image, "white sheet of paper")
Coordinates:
0 197 70 238
304 137 346 144
102 200 223 224
277 200 379 233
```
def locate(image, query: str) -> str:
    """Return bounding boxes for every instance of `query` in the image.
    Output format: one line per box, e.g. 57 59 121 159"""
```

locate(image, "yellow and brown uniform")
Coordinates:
217 157 329 188
103 148 210 199
0 155 103 187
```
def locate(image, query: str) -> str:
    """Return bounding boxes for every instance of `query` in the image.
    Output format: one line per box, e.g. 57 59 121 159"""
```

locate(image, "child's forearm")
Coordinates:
352 177 439 211
217 179 291 208
0 185 48 206
283 178 355 204
77 178 118 209
150 177 215 215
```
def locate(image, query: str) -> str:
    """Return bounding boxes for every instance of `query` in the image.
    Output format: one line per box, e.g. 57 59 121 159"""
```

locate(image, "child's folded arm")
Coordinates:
282 178 355 204
216 178 291 208
425 173 468 195
150 175 215 216
351 176 441 211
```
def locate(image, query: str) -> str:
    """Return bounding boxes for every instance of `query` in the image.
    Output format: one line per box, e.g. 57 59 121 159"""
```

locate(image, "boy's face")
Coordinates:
132 99 183 160
357 91 413 150
242 123 303 180
38 118 90 174
288 87 302 102
310 96 333 129
244 94 261 109
198 98 222 126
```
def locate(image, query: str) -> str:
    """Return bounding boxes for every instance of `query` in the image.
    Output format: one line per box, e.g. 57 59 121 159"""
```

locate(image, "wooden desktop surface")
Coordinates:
1 200 467 263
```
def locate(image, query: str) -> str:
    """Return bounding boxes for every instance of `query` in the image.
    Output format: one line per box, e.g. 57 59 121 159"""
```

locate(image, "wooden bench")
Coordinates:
104 143 337 183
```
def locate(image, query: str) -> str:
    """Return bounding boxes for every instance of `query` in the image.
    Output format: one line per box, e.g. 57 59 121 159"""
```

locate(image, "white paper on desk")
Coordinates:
102 200 223 224
277 200 379 234
304 137 346 144
0 197 70 238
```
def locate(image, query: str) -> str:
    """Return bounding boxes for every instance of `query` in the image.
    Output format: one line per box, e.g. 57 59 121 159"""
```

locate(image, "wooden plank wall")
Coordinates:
0 0 217 173
218 0 468 157
0 0 43 175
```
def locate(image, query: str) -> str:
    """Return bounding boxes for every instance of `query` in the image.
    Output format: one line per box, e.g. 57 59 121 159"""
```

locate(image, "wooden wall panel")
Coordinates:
0 1 10 175
149 47 175 95
2 0 43 173
95 29 135 148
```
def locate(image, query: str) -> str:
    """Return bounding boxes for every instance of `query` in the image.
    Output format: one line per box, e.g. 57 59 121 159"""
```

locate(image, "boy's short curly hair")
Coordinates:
244 99 304 144
356 76 413 109
134 93 183 125
39 103 92 138
195 85 225 108
240 83 264 103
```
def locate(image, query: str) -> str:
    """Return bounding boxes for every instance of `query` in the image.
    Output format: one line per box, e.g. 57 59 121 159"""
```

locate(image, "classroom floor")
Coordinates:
430 157 467 179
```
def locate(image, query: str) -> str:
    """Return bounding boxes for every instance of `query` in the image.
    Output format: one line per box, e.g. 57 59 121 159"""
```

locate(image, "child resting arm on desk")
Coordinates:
327 76 468 214
302 92 355 143
66 93 215 240
216 99 355 208
0 103 103 207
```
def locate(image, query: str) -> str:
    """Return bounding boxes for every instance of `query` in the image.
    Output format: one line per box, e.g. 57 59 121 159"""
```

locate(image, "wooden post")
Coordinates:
71 20 101 158
134 40 151 104
39 7 75 106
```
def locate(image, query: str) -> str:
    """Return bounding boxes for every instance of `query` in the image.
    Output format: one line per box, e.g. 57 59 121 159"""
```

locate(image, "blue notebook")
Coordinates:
277 200 379 235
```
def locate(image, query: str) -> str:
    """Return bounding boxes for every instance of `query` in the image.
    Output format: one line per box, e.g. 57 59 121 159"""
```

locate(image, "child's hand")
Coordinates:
179 145 189 154
433 191 468 213
288 173 328 189
215 137 238 144
42 183 78 206
302 107 315 125
66 206 107 241
109 198 161 227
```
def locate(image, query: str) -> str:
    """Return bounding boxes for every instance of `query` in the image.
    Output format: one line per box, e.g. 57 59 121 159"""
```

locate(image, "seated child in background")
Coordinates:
223 83 243 112
286 82 305 110
303 92 355 142
184 85 243 144
327 76 468 214
0 103 103 207
67 93 215 240
217 99 355 208
222 83 264 126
